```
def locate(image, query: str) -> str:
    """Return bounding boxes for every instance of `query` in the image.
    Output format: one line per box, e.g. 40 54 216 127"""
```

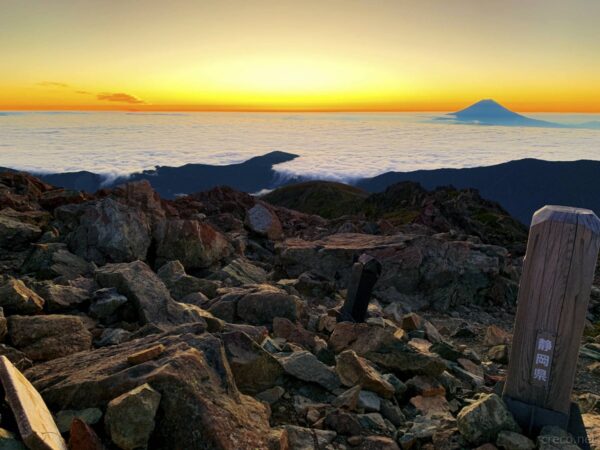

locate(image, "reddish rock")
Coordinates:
127 344 165 365
68 418 104 450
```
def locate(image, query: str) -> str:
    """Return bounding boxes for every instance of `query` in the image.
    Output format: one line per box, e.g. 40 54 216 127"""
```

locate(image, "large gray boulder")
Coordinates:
64 197 153 265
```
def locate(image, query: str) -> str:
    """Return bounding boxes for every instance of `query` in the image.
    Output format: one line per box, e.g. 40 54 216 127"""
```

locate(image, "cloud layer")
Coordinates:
97 92 145 104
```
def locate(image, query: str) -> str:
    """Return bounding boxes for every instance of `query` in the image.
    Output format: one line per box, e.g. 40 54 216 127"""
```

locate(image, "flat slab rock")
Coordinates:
0 356 67 450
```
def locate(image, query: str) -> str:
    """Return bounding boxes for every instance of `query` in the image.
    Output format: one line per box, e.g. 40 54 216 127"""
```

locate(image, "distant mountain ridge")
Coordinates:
0 151 299 198
441 99 566 128
3 153 600 224
356 158 600 223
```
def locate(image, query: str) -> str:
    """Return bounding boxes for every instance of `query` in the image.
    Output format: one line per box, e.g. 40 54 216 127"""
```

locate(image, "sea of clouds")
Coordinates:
1 111 599 183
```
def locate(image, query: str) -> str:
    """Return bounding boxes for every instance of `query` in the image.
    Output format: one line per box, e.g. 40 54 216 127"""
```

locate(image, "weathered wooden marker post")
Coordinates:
339 253 382 322
503 205 600 445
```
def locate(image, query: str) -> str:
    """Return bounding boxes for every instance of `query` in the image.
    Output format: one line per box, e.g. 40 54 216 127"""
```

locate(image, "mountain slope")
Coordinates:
261 181 369 218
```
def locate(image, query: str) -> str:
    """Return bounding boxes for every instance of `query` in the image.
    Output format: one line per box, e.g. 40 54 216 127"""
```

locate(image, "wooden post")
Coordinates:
503 205 600 424
339 254 382 322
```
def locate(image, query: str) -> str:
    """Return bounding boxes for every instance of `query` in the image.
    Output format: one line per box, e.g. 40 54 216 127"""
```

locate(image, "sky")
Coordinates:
1 0 599 112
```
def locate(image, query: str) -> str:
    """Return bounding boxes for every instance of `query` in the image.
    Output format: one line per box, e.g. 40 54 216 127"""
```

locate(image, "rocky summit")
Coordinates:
0 170 599 450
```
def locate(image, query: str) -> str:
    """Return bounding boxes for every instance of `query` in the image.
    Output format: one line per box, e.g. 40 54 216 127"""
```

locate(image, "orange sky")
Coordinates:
1 0 599 112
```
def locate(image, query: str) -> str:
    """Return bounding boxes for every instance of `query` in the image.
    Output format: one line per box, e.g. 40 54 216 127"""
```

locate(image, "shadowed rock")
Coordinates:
95 260 213 327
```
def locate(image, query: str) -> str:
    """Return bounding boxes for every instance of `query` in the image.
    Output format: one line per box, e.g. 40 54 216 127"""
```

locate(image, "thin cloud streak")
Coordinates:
97 92 145 104
37 81 69 88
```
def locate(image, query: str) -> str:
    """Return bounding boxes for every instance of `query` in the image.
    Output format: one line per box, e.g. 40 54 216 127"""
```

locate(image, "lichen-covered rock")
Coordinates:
7 315 92 361
105 383 161 450
457 394 520 445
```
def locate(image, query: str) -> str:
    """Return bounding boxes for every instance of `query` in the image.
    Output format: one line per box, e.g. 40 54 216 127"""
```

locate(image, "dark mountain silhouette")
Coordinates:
442 99 565 128
357 158 600 223
0 151 299 198
3 153 600 224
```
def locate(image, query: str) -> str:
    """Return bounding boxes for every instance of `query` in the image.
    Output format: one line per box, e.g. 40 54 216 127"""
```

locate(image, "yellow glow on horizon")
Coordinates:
1 1 599 112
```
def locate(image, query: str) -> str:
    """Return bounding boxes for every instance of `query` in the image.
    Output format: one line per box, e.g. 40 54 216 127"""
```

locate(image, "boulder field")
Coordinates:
0 171 599 449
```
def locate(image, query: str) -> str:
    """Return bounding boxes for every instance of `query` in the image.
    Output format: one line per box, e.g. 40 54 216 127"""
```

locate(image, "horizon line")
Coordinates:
3 105 600 114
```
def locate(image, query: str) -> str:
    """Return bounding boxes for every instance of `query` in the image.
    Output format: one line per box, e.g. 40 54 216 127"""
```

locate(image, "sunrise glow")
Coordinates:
1 0 599 112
